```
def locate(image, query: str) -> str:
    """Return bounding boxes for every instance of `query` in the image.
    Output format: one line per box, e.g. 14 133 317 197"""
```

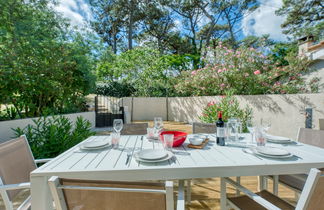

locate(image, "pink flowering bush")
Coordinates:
175 43 315 96
199 93 252 131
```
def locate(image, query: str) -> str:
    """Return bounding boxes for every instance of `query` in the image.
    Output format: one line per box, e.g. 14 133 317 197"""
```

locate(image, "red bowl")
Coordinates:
160 131 188 147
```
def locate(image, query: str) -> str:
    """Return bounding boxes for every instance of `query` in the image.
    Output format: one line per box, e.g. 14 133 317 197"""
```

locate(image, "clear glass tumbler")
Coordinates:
111 132 120 149
163 134 174 151
255 127 266 146
147 128 155 139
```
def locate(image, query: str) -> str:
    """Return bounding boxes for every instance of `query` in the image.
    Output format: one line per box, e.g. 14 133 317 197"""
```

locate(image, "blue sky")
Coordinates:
54 0 288 42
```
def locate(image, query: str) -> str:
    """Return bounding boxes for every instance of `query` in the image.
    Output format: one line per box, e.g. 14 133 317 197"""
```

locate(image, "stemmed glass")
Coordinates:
154 117 163 136
112 119 123 149
113 119 123 133
261 118 271 132
246 120 255 143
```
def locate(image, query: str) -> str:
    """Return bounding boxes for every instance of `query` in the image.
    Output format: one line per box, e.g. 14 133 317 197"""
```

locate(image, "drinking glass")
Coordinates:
255 127 266 146
261 118 271 132
246 120 255 143
163 134 174 151
111 132 120 149
227 118 238 142
147 127 155 139
113 119 123 133
154 117 163 135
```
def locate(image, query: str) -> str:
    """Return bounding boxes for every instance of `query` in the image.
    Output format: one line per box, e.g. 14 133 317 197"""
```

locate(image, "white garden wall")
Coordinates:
123 93 324 139
0 112 95 143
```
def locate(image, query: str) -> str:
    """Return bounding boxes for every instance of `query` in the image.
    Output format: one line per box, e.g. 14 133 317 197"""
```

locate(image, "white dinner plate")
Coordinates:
83 140 109 148
254 151 293 159
136 149 168 160
256 146 290 156
79 143 110 150
134 151 173 163
266 135 292 143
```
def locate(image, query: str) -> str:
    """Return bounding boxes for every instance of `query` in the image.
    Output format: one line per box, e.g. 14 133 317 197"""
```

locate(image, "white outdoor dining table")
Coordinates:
31 134 324 210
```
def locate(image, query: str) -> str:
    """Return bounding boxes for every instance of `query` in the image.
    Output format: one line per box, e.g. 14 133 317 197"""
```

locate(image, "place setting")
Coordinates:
134 129 178 164
79 139 111 151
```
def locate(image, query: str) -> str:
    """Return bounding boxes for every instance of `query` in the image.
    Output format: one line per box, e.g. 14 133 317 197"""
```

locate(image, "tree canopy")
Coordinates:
276 0 324 39
0 0 96 119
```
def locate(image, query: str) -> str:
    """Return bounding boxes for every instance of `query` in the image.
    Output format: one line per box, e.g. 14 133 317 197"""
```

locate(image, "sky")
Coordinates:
54 0 288 42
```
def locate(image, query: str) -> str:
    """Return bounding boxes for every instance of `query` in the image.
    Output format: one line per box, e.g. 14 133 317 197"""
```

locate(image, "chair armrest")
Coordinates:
35 158 53 164
0 182 30 191
225 177 281 210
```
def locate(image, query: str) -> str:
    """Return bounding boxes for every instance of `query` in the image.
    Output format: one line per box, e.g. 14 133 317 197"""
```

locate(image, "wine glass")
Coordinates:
261 118 271 132
113 119 123 133
246 119 255 143
154 117 163 134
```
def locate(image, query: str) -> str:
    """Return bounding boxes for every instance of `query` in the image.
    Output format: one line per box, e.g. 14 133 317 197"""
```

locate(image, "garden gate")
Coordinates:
95 96 124 127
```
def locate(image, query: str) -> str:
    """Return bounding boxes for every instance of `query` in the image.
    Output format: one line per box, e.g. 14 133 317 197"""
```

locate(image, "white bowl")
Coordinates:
193 134 208 139
189 137 204 145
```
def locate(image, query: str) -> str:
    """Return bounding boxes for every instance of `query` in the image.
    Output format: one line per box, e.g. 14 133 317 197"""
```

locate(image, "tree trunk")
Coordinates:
113 31 117 54
128 1 134 50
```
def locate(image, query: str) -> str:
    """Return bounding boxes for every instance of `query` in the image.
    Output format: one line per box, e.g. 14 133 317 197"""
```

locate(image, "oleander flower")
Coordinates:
254 70 261 75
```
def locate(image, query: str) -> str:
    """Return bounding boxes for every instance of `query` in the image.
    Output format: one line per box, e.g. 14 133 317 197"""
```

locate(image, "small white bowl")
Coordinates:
189 137 204 145
193 134 209 139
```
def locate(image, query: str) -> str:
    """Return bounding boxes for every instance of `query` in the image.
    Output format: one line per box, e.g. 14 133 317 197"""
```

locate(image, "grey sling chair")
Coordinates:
120 123 149 135
48 177 185 210
224 168 324 210
0 135 52 210
262 128 324 197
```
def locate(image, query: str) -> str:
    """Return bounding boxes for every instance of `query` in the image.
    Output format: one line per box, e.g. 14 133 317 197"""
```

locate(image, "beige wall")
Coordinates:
124 94 324 140
126 97 167 121
304 60 324 92
0 112 95 143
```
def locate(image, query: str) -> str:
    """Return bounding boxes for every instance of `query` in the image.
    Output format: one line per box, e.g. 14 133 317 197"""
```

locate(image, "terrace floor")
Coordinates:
1 121 298 209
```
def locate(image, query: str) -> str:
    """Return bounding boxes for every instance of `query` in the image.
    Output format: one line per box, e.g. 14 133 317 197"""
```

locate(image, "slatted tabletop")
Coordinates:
32 134 324 179
31 134 324 210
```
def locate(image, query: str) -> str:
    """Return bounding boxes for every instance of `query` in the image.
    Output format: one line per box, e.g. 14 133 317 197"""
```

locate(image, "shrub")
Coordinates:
13 115 95 159
199 93 253 132
175 43 317 96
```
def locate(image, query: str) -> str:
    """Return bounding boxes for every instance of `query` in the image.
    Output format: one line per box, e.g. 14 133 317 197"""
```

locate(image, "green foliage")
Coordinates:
13 116 95 159
97 47 199 97
276 0 324 39
269 42 298 66
199 93 253 132
175 43 316 96
96 82 135 97
0 0 96 119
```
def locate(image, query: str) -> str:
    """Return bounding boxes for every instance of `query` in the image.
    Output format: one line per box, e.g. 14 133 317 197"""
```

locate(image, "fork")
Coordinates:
125 149 132 165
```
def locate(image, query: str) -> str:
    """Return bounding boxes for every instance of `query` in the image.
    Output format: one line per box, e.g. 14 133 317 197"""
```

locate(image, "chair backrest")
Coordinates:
297 128 324 148
296 168 324 210
48 176 174 210
192 122 215 134
0 136 36 199
319 119 324 130
121 123 148 135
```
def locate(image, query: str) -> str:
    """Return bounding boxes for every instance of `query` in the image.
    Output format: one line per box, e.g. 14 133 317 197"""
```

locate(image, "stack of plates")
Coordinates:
266 134 293 144
251 146 293 159
134 149 173 163
80 140 110 150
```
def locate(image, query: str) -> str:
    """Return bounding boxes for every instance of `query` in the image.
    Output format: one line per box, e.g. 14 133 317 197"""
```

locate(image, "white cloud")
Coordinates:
242 0 288 41
54 0 92 27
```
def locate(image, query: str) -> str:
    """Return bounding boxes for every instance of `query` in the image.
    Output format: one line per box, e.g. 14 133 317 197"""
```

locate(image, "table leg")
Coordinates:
220 177 227 210
186 179 191 204
273 175 278 195
31 176 53 210
177 180 185 210
235 177 241 196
